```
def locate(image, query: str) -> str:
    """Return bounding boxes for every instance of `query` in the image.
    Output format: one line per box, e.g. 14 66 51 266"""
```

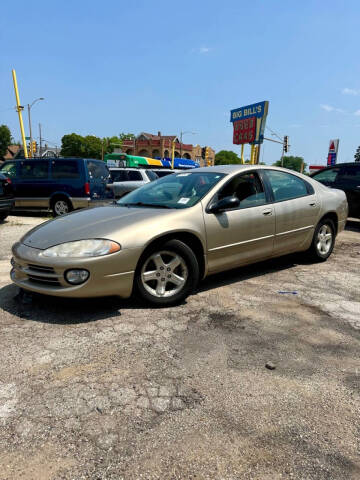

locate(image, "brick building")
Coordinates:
120 132 215 166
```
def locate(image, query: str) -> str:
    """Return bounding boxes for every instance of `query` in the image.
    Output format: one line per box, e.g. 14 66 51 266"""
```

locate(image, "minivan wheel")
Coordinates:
135 239 199 306
306 218 335 262
52 197 72 216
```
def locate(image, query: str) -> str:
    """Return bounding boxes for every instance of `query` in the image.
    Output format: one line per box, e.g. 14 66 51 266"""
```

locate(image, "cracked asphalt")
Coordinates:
0 214 359 480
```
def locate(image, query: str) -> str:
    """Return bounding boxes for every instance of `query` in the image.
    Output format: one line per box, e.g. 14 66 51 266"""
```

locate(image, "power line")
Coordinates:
266 125 283 142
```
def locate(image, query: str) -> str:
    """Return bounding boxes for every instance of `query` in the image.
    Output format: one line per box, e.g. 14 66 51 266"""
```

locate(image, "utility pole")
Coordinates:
39 123 42 158
11 69 28 158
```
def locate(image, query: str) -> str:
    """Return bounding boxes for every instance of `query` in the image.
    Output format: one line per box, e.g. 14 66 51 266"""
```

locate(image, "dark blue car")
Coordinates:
0 158 113 216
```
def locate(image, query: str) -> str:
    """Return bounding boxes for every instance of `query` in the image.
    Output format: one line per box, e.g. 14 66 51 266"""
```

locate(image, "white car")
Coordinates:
108 168 158 198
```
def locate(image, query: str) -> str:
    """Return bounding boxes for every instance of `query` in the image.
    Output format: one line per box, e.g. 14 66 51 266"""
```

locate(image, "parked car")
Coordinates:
0 158 113 216
0 173 14 222
11 165 348 306
310 162 360 218
108 167 158 198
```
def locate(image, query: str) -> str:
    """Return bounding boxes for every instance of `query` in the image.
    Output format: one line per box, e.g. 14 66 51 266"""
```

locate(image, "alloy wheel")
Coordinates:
316 224 333 255
54 200 69 215
141 250 188 298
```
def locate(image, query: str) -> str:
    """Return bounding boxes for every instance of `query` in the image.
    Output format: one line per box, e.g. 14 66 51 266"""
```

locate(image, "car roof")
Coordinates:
193 164 305 175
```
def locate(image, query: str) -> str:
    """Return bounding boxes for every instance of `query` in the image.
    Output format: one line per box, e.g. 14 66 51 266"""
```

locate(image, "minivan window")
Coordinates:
338 165 360 182
0 162 17 178
52 160 80 179
19 161 49 179
313 167 340 183
88 160 109 179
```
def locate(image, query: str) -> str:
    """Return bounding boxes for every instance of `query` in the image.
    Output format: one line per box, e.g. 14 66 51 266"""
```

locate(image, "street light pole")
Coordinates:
27 97 44 157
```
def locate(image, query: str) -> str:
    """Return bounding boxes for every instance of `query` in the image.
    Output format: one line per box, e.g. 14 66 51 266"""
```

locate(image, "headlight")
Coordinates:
40 239 121 258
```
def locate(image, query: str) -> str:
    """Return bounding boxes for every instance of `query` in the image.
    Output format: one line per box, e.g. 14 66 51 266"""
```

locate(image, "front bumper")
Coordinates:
11 242 142 298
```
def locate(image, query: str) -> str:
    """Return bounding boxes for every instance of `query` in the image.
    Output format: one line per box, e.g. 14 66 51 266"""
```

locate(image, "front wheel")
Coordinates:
135 239 199 306
306 218 335 261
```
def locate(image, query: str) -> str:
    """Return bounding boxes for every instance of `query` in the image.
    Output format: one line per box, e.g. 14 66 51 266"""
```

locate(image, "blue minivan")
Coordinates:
0 158 113 216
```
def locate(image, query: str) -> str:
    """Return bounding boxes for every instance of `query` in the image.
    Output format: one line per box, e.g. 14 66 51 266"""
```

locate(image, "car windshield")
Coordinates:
117 171 226 209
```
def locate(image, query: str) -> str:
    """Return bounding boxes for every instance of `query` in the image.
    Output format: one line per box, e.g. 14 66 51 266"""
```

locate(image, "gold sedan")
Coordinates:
11 165 348 306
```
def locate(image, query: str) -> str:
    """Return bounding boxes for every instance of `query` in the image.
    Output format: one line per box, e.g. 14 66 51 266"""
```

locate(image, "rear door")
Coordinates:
263 169 320 255
335 165 360 217
51 159 83 198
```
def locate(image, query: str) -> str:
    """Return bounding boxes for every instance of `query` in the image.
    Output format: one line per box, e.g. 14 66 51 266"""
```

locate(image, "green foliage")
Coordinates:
354 146 360 162
0 125 12 160
60 133 85 157
214 150 241 165
272 156 307 172
61 132 135 159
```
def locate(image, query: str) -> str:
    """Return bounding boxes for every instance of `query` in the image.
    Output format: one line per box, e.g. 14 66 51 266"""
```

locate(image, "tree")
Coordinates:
83 135 103 159
215 150 241 165
60 133 86 157
272 156 307 172
354 146 360 162
0 125 12 160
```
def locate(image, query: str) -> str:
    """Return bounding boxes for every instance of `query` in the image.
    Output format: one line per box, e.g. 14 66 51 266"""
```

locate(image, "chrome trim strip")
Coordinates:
275 225 313 237
208 234 275 252
105 270 134 278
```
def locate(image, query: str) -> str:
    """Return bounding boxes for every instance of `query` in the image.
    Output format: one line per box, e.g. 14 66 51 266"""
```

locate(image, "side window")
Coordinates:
52 161 80 179
338 166 360 184
312 167 340 184
19 161 49 179
0 162 17 178
128 171 143 181
265 170 309 202
216 171 266 208
110 170 127 182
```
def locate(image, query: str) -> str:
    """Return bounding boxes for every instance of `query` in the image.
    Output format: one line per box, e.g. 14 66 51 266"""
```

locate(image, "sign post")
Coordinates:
327 139 339 166
230 101 269 164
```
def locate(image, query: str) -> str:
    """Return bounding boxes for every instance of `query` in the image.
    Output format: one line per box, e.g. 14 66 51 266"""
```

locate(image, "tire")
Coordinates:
0 214 8 222
306 218 335 262
135 239 200 306
51 197 73 216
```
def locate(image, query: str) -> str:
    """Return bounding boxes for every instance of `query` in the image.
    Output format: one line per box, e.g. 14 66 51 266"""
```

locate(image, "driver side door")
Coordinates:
203 170 275 274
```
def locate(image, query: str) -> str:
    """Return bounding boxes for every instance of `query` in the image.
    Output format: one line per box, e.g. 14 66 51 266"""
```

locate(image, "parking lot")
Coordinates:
0 214 359 479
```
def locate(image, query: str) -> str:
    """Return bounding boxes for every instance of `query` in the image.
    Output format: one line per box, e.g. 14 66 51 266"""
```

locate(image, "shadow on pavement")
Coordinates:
0 283 143 325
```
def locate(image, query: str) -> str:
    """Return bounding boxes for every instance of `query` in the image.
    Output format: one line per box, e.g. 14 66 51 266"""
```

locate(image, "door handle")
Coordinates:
309 202 317 207
262 209 273 216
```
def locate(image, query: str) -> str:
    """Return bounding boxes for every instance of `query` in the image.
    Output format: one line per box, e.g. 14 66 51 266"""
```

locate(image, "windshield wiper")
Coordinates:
120 202 172 209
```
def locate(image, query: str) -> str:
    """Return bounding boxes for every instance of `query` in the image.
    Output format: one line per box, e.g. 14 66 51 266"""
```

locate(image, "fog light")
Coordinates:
65 269 89 285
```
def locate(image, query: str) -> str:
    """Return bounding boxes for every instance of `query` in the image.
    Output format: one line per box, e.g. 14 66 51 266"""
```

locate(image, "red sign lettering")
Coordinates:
233 116 256 145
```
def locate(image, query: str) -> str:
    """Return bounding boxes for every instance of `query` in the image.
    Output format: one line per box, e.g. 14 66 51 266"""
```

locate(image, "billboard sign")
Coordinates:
327 139 339 166
230 101 269 145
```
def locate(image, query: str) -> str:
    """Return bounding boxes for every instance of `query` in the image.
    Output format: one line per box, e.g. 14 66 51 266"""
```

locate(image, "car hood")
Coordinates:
21 205 176 250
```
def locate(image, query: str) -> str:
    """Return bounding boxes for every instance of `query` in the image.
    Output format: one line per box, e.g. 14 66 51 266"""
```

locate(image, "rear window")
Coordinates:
52 160 80 179
145 170 159 181
87 160 109 179
0 162 17 178
19 161 49 179
338 165 360 182
155 170 174 178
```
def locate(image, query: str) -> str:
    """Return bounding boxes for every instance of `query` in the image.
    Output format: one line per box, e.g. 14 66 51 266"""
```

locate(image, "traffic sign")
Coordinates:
25 136 30 140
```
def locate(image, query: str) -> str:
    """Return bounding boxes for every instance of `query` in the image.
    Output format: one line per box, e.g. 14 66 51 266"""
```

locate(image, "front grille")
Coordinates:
27 264 56 274
25 263 61 287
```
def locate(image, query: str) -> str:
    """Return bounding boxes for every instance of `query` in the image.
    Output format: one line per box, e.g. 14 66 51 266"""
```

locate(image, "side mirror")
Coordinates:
208 195 240 213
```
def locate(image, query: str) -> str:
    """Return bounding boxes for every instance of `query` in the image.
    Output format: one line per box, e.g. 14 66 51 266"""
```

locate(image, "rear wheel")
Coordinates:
306 218 335 261
0 213 8 222
51 197 73 216
135 239 199 306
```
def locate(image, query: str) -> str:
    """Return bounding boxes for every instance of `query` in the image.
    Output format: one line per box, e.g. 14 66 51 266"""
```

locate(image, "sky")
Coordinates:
1 0 360 167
